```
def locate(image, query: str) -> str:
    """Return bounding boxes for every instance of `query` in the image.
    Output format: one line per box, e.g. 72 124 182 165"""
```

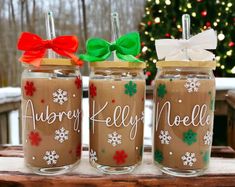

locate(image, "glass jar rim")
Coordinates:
156 61 216 70
89 61 146 69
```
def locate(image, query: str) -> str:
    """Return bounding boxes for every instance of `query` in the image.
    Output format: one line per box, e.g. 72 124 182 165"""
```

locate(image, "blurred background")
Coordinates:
0 0 235 152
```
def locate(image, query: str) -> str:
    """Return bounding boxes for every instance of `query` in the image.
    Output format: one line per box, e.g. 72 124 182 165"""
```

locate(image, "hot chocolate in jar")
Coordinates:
80 31 146 174
153 16 217 177
17 13 83 175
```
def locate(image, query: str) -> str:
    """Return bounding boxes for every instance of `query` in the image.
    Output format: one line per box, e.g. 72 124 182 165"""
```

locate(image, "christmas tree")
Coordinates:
139 0 235 85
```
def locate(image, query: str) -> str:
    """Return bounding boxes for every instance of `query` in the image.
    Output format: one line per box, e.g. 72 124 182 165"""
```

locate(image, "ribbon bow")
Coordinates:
79 32 142 62
155 29 217 61
17 32 83 67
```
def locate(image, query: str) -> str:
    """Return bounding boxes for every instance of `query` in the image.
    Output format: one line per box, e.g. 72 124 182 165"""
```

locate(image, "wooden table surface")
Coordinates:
0 146 235 187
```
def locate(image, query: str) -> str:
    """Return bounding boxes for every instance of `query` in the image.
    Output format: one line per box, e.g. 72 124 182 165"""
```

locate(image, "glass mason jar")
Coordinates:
21 58 82 175
89 61 146 174
153 61 216 177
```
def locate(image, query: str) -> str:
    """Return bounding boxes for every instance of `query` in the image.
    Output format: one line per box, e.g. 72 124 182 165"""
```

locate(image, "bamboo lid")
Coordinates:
156 61 216 70
40 58 76 66
90 61 146 69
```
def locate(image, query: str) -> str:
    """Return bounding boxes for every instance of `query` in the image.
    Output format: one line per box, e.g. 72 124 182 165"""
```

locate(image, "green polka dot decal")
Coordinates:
183 129 197 145
154 150 163 163
124 81 137 96
157 84 167 98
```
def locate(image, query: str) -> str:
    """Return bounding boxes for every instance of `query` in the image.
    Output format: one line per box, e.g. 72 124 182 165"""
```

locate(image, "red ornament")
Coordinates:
24 81 36 96
76 144 81 157
147 21 152 26
113 150 128 165
29 131 41 146
75 76 82 89
205 21 211 28
229 42 235 47
165 33 171 38
201 10 207 17
141 42 145 46
146 71 151 76
135 54 141 58
89 83 97 98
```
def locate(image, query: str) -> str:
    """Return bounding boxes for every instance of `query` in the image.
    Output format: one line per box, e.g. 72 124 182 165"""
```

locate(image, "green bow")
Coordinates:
79 32 143 62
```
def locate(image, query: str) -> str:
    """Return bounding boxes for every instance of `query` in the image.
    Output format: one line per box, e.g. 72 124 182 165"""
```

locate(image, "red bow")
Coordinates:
17 32 83 67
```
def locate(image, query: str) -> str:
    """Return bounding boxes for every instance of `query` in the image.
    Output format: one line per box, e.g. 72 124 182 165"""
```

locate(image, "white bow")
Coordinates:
155 29 217 61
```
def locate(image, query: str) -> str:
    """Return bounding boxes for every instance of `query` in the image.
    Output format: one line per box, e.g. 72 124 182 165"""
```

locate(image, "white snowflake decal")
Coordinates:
184 78 200 92
108 131 122 147
55 127 69 143
204 131 213 145
181 152 197 167
90 149 97 163
159 130 172 144
43 150 59 165
53 89 68 105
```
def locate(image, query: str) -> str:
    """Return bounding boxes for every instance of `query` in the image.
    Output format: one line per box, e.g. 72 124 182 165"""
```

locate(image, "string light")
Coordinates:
227 2 232 7
221 65 225 69
154 17 161 23
216 62 221 67
153 59 157 63
216 19 220 22
216 56 221 61
146 11 150 15
165 0 171 5
155 0 160 4
218 12 221 16
213 22 218 26
187 3 192 8
150 37 155 41
177 24 181 29
225 7 229 11
142 46 148 53
192 12 196 17
231 66 235 74
218 33 225 41
158 10 162 13
226 50 232 56
145 31 149 35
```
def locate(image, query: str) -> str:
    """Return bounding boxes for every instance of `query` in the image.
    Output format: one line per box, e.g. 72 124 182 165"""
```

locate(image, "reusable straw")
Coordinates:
45 11 57 58
182 14 190 60
111 12 120 61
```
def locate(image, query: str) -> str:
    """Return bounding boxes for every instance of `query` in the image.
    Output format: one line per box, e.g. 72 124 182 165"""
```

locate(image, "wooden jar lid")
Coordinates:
41 58 76 66
90 61 146 69
156 61 216 70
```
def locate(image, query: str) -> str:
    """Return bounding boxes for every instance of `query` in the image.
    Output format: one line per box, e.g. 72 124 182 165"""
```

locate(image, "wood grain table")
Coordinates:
0 146 235 187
